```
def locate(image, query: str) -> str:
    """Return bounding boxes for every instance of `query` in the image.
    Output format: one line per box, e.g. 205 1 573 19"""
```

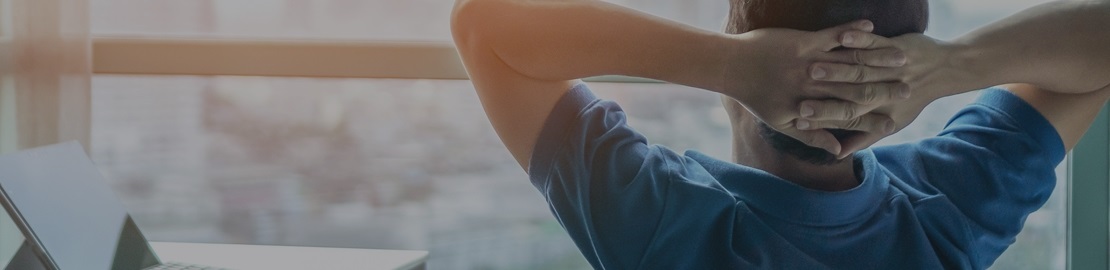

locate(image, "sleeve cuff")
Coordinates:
528 83 599 184
973 87 1067 163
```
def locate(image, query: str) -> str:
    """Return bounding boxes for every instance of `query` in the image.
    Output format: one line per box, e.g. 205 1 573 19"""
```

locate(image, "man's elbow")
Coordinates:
451 0 501 51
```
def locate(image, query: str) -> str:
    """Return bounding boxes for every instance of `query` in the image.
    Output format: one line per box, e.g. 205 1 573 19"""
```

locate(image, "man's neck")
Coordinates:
731 124 860 192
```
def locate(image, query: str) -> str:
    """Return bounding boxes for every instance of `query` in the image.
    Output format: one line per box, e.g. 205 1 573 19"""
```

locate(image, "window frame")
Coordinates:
1069 104 1110 270
0 0 92 264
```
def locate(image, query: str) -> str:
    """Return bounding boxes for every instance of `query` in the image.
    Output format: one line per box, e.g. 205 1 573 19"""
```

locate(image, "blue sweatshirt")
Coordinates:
527 84 1064 269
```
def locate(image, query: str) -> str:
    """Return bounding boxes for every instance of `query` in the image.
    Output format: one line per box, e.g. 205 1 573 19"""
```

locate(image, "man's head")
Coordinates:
726 0 929 36
723 0 928 165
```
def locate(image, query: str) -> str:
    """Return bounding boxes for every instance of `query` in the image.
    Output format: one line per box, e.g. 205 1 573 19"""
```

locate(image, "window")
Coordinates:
85 0 1078 269
92 76 590 268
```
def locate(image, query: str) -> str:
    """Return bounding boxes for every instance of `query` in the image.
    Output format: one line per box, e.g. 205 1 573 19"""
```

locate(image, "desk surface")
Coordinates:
150 242 427 270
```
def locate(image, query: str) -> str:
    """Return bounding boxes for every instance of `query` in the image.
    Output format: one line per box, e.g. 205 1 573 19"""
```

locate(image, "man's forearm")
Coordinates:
945 0 1110 95
452 0 730 91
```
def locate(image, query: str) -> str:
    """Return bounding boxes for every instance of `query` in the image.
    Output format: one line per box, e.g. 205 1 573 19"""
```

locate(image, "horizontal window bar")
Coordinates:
92 37 468 79
91 36 661 83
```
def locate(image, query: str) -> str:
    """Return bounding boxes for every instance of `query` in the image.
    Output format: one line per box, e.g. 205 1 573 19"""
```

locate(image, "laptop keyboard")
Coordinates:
144 262 231 270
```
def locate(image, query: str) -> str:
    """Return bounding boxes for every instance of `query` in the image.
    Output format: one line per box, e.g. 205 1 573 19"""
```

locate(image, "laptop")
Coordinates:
0 142 226 270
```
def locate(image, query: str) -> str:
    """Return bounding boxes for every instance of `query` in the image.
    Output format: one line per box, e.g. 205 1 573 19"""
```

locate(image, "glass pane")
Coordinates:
90 0 455 41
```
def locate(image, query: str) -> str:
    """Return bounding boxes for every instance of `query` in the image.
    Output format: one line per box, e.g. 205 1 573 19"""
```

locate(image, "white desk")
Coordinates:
150 242 427 270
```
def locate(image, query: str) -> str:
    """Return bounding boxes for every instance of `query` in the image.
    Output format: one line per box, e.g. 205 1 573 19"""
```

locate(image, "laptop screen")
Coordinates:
0 142 159 270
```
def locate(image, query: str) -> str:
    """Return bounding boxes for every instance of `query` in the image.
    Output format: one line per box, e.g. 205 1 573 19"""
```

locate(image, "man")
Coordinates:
451 0 1110 268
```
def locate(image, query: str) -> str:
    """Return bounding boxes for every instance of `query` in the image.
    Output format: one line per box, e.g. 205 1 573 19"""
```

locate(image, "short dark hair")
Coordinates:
726 0 929 37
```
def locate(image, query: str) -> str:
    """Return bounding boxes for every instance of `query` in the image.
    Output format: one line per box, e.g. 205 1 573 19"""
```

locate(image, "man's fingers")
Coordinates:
808 82 911 105
837 30 896 50
812 20 874 51
810 62 903 83
799 100 870 121
817 48 907 67
782 128 842 155
796 114 896 134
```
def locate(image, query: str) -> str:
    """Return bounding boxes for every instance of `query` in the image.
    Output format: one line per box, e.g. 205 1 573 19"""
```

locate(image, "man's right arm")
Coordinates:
801 0 1110 152
807 3 1110 265
943 0 1110 150
949 0 1110 96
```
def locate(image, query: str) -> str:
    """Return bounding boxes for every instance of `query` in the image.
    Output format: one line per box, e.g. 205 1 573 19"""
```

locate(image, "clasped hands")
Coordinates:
721 20 946 159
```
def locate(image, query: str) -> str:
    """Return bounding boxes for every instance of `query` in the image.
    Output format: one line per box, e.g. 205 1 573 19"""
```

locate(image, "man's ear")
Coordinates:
719 95 747 120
